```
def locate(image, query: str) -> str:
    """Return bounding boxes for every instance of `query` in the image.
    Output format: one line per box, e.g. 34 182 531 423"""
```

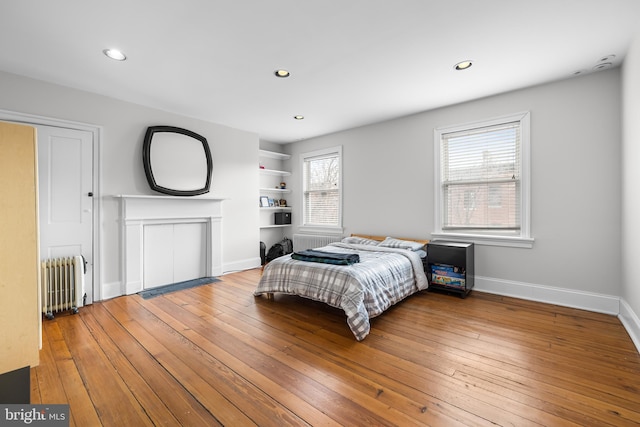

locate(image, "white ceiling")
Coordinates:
1 1 639 143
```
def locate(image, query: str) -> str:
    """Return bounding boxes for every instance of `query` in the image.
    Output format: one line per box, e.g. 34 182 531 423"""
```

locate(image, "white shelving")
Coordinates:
259 206 292 211
260 187 291 194
260 168 291 176
259 149 292 231
259 149 290 160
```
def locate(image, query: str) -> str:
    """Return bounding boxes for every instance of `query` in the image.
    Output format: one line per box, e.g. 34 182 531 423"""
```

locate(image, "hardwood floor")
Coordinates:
31 268 640 426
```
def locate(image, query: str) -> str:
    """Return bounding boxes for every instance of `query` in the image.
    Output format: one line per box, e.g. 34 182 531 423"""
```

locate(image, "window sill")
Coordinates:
431 232 534 248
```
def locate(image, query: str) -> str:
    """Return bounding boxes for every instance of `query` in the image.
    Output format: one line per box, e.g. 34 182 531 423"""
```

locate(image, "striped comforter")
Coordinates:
254 242 429 341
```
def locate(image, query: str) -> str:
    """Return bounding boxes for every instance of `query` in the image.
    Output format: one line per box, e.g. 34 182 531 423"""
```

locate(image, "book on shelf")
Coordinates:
430 263 466 288
431 273 465 288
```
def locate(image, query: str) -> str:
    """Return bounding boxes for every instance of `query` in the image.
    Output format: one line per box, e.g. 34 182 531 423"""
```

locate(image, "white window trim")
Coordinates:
433 111 533 248
299 145 344 235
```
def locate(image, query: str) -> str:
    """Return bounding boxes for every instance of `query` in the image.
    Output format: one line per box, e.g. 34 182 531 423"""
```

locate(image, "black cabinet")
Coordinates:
0 366 30 403
427 241 474 298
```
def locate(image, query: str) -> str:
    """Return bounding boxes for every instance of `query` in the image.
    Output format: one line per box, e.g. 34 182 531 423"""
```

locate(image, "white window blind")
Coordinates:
434 112 532 246
441 121 521 232
302 147 341 227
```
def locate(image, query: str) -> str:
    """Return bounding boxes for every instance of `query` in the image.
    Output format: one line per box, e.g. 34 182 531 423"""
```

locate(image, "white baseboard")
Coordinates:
222 257 262 275
619 298 640 354
95 258 262 302
474 275 620 315
100 281 123 301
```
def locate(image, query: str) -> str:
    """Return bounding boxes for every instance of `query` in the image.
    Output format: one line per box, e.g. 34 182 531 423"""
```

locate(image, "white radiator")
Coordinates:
41 256 85 319
293 234 343 251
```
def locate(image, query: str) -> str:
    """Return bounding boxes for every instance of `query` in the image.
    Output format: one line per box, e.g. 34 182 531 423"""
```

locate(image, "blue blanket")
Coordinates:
291 249 360 265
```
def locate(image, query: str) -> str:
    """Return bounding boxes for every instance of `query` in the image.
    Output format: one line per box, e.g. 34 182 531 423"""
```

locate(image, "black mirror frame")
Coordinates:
142 126 213 196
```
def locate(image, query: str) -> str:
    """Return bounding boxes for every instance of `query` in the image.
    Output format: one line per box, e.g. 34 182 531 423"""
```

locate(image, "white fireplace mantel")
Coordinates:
116 195 225 295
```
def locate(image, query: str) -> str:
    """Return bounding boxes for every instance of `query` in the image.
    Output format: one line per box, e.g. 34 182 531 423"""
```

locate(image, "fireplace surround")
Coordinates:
117 195 224 295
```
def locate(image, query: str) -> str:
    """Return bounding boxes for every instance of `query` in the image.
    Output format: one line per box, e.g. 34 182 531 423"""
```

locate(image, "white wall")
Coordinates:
287 69 622 311
622 28 640 348
0 70 261 299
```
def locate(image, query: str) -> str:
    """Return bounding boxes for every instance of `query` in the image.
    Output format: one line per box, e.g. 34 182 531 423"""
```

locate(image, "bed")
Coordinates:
254 234 429 341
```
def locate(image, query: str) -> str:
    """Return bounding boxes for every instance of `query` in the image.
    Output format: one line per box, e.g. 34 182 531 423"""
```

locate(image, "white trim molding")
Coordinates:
223 257 262 274
474 275 620 315
431 232 534 248
116 195 224 295
101 281 122 301
619 298 640 354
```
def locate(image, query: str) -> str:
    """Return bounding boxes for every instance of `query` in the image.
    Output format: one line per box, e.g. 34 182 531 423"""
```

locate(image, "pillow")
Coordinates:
379 237 425 251
341 236 380 246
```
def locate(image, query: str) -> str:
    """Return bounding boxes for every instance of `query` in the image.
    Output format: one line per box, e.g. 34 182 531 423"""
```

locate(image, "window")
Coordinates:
301 146 342 232
434 112 533 248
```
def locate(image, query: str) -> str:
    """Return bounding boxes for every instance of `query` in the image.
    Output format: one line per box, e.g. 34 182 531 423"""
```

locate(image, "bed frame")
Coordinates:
349 233 429 246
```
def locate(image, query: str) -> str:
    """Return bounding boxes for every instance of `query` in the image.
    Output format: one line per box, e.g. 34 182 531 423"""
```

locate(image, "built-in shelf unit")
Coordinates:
259 149 292 251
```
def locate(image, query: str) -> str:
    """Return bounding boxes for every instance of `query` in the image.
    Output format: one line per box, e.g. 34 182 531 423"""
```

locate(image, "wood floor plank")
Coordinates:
53 357 102 427
87 302 221 426
142 293 342 427
103 297 251 426
29 368 41 404
55 311 154 426
80 305 185 426
144 292 384 426
454 366 639 426
376 296 637 424
29 269 640 427
381 294 640 405
234 290 526 425
169 288 474 426
205 296 481 425
31 322 67 405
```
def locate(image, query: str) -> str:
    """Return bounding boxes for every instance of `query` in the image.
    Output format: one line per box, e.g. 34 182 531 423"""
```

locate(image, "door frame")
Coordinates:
0 109 102 302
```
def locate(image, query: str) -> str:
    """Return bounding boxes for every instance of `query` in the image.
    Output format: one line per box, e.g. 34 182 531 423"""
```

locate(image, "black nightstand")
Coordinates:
426 241 474 298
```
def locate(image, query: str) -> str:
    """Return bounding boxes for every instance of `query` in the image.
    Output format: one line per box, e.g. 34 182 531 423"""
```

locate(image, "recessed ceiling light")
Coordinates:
293 115 304 120
454 60 473 70
274 69 290 78
103 48 127 61
593 62 613 71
